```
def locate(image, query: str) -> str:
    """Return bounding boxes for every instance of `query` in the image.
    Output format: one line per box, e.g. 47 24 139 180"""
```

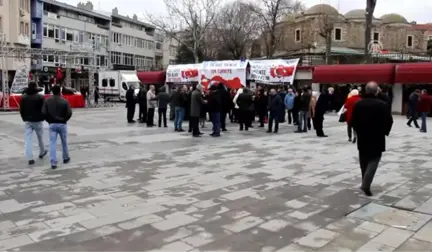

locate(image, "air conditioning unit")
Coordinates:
19 9 25 17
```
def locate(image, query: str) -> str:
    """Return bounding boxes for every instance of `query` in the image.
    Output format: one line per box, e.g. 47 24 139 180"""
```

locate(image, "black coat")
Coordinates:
351 95 393 155
315 92 331 115
255 91 268 113
125 89 136 107
268 94 282 114
207 89 222 113
237 92 253 111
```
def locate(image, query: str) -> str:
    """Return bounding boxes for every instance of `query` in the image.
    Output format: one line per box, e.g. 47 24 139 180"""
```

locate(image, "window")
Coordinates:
334 28 342 41
66 29 73 41
428 36 432 41
0 16 2 32
43 24 47 37
24 23 29 36
54 26 59 39
74 31 79 42
122 82 128 90
109 79 115 87
407 35 413 48
20 22 24 35
102 79 108 87
79 32 84 43
48 25 54 38
295 29 301 42
60 27 65 40
373 32 380 41
112 32 121 44
31 23 36 36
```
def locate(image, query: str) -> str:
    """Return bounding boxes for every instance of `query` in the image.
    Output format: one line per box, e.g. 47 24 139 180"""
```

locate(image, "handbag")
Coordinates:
339 112 346 123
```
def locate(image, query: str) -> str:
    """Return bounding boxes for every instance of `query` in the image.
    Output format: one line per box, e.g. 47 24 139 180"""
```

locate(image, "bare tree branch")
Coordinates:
144 0 221 63
316 13 338 64
248 0 304 58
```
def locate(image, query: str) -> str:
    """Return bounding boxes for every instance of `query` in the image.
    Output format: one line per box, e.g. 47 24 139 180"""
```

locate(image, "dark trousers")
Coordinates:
190 116 200 136
347 124 356 139
421 112 428 132
127 104 135 122
147 108 155 126
220 111 227 130
258 111 266 126
238 109 250 130
313 113 325 136
280 109 286 123
158 108 167 127
307 117 312 130
139 104 147 122
268 112 279 132
287 109 295 124
211 112 221 135
359 151 382 189
407 111 419 128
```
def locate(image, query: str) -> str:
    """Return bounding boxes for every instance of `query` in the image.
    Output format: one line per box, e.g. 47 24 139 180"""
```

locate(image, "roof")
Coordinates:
112 14 155 29
413 24 432 31
43 0 111 20
312 64 396 84
380 13 408 24
305 4 339 16
345 9 374 19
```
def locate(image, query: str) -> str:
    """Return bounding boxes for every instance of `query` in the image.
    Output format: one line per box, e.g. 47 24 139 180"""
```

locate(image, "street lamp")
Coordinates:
0 32 9 110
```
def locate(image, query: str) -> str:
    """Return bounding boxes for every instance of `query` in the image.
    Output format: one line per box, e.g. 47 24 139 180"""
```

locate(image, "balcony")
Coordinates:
31 33 42 44
31 5 43 19
17 34 30 45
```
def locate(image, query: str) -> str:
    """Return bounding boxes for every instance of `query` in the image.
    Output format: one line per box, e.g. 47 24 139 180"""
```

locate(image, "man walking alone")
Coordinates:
351 81 393 196
42 85 72 169
20 81 47 165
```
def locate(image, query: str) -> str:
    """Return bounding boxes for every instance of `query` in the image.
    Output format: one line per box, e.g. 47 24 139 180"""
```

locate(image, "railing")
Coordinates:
31 33 42 41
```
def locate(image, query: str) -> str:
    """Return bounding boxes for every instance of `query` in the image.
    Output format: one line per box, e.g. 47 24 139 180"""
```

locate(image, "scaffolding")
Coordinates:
0 40 97 110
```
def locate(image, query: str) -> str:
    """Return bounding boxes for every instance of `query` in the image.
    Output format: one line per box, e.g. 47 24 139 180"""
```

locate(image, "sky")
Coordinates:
62 0 432 24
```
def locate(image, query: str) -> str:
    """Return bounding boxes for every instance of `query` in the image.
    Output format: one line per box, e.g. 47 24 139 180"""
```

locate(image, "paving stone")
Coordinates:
295 228 339 248
395 238 432 252
412 221 432 243
0 234 34 250
357 241 396 251
151 214 198 231
370 227 413 248
259 219 290 232
357 221 388 234
223 216 264 233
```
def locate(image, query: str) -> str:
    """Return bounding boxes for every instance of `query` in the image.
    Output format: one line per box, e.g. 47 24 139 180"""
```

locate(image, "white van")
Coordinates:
98 71 141 101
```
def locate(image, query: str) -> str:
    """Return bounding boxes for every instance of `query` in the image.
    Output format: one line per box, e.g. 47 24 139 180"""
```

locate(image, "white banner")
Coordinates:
249 58 300 84
11 65 29 92
201 60 248 89
166 64 201 83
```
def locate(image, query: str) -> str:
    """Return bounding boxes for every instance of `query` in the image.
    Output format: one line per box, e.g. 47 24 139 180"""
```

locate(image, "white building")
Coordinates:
0 0 31 80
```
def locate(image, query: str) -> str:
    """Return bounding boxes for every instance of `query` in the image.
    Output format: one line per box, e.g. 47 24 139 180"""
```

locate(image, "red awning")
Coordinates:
312 64 395 84
395 63 432 84
137 71 166 84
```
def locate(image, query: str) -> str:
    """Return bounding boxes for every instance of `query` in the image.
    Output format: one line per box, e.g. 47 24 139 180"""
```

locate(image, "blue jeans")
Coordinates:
211 112 221 135
298 111 308 132
421 112 428 132
49 123 70 165
174 107 185 129
25 121 45 161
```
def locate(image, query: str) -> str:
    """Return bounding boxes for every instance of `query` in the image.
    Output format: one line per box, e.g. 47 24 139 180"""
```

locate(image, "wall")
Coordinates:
392 84 403 114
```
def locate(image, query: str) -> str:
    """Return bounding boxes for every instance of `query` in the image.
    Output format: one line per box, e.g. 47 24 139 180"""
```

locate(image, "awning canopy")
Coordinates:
137 71 166 84
312 64 395 84
395 63 432 84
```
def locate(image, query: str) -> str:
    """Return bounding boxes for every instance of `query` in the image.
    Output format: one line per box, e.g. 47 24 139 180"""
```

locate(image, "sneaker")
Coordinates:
63 158 70 164
38 150 48 159
178 129 185 132
28 160 35 165
51 165 57 169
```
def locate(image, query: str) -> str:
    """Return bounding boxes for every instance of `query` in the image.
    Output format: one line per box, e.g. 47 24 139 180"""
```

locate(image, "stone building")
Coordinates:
254 4 432 63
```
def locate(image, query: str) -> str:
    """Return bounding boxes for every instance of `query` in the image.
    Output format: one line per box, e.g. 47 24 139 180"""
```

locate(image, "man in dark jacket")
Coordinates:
267 88 282 133
20 81 47 165
292 91 300 125
137 86 147 123
42 85 72 169
295 87 311 133
278 88 287 123
351 81 393 196
190 84 206 137
313 87 333 137
407 89 420 128
125 85 136 123
255 87 268 127
219 84 230 131
418 89 431 133
236 88 254 131
171 85 188 131
207 85 222 137
156 87 170 127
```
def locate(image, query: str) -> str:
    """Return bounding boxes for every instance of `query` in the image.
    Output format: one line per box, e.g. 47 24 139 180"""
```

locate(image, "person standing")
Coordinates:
267 88 282 133
418 89 431 133
278 88 287 123
156 87 170 128
146 85 157 127
190 84 206 137
236 88 254 131
20 81 47 165
255 87 267 127
295 87 311 133
137 86 147 123
344 89 361 143
219 84 230 131
314 87 333 137
42 85 72 169
207 85 222 137
171 85 188 131
308 91 318 131
125 85 136 123
284 88 295 125
407 89 420 128
351 81 393 196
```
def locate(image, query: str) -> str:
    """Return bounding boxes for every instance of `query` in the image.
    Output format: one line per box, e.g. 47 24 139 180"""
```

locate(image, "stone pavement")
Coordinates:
0 107 431 251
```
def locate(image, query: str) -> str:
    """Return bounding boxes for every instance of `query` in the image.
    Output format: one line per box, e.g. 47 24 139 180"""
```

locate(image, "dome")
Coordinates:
345 9 367 19
305 4 339 16
284 13 297 22
380 13 408 24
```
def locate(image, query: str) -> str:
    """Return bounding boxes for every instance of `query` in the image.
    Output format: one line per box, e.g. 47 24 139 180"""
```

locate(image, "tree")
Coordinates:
318 13 338 64
214 1 260 59
145 0 220 63
249 0 304 58
364 0 377 63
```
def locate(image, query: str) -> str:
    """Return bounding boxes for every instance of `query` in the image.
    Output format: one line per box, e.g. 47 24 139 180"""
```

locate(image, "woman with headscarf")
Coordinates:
344 89 361 143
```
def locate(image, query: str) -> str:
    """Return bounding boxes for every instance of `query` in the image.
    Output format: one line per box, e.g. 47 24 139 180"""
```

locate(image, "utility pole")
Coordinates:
364 0 377 63
0 33 9 110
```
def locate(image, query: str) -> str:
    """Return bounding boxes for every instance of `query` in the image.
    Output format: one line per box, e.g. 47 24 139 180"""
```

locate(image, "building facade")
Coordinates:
254 4 432 64
0 0 31 78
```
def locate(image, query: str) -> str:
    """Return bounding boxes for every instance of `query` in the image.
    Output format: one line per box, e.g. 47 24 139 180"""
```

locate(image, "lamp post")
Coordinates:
0 33 9 110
